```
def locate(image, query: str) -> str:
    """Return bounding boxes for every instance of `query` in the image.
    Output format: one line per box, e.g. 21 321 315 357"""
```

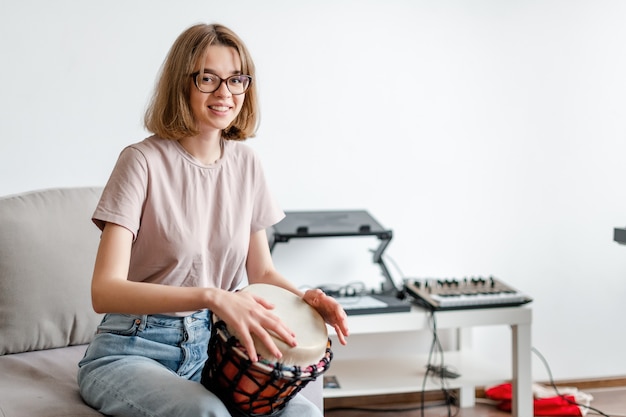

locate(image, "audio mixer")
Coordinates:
403 276 532 311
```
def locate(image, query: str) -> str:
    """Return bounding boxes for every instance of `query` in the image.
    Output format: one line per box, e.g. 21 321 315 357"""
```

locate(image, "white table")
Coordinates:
325 305 532 417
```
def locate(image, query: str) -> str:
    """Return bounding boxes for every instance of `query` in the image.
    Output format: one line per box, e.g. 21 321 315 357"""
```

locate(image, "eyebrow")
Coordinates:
201 69 242 75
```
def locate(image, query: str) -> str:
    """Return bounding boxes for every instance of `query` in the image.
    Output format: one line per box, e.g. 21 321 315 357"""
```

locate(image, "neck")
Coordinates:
178 134 223 165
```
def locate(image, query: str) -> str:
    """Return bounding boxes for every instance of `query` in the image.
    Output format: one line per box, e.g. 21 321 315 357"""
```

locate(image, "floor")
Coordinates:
324 386 626 417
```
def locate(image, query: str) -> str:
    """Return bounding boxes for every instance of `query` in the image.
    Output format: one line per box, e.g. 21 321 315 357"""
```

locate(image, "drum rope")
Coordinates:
202 318 332 416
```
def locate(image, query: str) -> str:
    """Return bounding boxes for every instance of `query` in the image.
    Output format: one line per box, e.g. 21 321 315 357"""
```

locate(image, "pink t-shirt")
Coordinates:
93 135 284 296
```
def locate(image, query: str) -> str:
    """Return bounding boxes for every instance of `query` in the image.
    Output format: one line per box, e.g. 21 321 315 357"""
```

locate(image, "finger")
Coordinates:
330 306 349 345
256 304 296 339
338 319 350 343
267 320 297 347
257 308 297 347
252 324 283 359
237 331 259 362
252 294 275 310
334 324 348 345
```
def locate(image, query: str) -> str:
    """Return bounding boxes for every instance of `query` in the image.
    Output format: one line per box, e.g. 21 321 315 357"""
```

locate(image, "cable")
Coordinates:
420 311 459 417
380 251 406 279
367 249 406 293
314 281 367 298
532 347 612 417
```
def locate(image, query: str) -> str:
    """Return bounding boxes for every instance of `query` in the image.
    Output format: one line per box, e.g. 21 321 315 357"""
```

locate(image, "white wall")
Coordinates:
2 0 625 382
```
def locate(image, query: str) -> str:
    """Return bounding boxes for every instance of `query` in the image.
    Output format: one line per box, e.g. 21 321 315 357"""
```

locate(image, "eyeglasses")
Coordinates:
191 71 252 95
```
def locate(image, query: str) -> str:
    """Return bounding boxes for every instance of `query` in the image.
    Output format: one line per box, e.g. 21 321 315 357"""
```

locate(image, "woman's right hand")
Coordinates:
209 289 297 362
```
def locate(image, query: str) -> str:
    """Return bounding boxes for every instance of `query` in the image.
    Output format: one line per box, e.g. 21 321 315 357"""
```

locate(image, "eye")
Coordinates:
201 73 218 84
228 76 244 85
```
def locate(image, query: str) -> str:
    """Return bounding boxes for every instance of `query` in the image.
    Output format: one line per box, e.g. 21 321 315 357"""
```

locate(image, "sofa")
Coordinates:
0 187 322 417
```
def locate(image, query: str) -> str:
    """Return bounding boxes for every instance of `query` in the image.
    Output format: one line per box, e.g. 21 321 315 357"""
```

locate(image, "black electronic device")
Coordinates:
270 210 398 294
403 276 532 311
614 227 626 245
334 294 412 316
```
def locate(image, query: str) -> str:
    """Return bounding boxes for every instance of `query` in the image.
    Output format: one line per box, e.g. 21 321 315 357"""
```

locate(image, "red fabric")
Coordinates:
485 383 513 400
485 383 582 416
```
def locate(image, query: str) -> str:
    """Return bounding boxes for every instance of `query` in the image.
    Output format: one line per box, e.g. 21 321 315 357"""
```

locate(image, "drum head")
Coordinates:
231 284 328 367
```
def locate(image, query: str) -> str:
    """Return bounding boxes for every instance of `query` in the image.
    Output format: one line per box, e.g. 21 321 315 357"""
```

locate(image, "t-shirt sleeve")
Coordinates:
250 154 285 234
92 146 148 238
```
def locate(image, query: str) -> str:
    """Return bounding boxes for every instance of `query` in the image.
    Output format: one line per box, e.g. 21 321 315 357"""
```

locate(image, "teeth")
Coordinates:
210 106 229 111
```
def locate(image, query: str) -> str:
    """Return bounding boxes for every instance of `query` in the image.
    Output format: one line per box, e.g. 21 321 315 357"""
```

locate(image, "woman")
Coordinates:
78 23 349 417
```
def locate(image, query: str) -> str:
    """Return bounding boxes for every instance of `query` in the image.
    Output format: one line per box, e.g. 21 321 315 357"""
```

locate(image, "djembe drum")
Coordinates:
201 284 333 416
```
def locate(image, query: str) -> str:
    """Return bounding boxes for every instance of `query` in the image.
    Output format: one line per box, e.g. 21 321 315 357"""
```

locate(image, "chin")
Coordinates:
201 122 234 132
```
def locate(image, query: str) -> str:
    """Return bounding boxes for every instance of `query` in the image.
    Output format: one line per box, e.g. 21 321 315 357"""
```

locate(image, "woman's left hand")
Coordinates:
303 289 349 345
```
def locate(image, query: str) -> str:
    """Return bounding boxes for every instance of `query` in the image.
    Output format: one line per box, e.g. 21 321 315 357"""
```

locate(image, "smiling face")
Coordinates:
189 45 246 137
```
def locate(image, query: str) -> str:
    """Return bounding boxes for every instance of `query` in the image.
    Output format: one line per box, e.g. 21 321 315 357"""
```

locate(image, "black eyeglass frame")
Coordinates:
190 72 253 95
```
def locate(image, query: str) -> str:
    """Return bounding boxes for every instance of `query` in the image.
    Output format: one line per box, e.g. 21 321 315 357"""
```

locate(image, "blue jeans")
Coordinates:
78 311 321 417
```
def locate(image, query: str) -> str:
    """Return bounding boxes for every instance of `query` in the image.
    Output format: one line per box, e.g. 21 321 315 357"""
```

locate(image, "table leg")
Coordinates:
457 384 476 408
511 322 532 417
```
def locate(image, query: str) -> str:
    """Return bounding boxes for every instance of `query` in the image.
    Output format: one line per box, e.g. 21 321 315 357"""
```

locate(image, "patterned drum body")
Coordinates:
201 284 332 416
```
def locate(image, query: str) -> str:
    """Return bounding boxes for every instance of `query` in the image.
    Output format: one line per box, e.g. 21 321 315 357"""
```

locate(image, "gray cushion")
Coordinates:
0 187 103 355
0 344 102 416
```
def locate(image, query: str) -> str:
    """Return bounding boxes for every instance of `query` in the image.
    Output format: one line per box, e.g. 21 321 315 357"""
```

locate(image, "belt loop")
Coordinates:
135 314 148 331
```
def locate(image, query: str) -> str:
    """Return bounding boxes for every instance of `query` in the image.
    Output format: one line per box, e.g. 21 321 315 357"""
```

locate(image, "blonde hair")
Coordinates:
144 23 259 141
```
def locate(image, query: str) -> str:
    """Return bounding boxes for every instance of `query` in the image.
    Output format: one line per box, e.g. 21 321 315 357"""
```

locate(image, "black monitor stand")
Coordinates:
269 210 398 295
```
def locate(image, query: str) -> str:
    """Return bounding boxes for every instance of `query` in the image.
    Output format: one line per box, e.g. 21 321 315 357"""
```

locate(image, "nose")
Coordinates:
214 79 232 97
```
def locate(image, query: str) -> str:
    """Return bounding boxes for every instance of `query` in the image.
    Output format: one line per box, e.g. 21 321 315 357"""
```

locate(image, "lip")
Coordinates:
208 104 232 114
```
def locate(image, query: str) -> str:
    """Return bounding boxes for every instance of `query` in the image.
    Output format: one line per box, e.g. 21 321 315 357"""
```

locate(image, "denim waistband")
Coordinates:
140 310 211 330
